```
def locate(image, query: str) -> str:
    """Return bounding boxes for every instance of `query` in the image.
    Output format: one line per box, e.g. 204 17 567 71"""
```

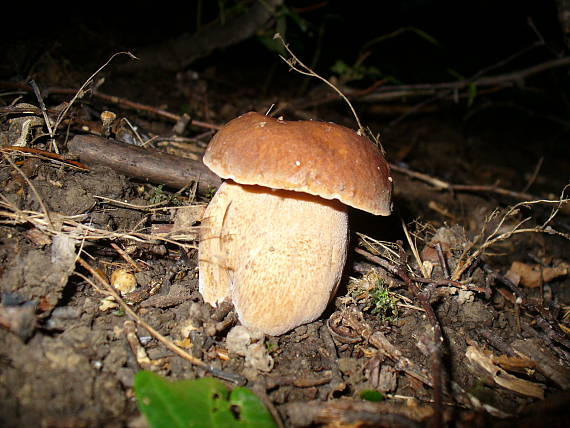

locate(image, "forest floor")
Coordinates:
1 29 570 428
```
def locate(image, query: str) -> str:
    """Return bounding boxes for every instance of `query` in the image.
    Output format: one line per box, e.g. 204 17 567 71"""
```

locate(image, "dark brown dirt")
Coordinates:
1 6 570 427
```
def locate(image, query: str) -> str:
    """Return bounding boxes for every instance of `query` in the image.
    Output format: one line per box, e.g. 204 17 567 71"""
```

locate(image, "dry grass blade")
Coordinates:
400 217 429 278
0 195 198 249
274 33 365 133
52 51 138 136
2 152 53 229
452 185 570 280
356 232 400 260
76 257 245 384
1 146 89 170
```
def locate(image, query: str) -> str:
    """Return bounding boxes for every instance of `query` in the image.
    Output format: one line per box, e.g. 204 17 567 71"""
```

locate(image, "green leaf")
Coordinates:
135 371 277 428
359 389 385 402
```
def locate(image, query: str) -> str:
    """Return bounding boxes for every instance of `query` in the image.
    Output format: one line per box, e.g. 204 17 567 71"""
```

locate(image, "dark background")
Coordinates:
1 0 568 161
2 0 565 80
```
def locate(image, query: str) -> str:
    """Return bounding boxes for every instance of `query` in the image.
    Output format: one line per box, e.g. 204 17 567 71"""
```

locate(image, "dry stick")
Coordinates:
401 218 428 278
389 163 540 201
76 256 245 384
355 56 570 104
274 33 364 133
42 87 221 131
124 319 154 370
67 134 222 193
389 54 570 126
110 242 143 272
435 243 450 279
29 79 58 153
522 156 544 194
293 55 570 114
452 189 570 281
0 82 180 138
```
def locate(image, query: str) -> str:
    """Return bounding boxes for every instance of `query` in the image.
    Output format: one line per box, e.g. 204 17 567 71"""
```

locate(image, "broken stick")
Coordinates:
67 134 222 194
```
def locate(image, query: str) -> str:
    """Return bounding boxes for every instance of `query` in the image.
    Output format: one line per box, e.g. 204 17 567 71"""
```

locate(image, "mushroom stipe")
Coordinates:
198 112 392 335
200 180 348 335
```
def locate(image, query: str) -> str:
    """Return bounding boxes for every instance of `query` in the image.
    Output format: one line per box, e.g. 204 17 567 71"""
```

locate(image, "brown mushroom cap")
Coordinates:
203 111 392 216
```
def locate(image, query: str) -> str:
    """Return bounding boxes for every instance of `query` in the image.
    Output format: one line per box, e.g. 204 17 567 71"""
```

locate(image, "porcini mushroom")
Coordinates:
199 111 392 335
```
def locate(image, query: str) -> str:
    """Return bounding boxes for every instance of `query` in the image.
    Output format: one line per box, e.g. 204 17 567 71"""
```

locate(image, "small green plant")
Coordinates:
205 186 218 200
368 279 399 322
265 340 278 353
148 185 187 206
330 60 387 84
135 371 277 428
359 389 385 402
148 185 169 205
348 272 400 322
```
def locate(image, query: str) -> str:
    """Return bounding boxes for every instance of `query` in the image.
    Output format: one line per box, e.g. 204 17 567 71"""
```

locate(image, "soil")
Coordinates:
1 4 570 427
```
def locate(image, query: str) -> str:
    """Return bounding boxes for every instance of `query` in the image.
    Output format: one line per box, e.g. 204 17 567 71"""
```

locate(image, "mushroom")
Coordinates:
198 112 392 335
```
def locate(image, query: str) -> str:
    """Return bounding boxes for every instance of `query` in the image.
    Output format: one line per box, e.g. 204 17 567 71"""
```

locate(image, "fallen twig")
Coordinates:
0 81 221 131
67 134 222 193
349 56 570 104
44 87 221 131
284 398 425 427
453 187 570 280
390 162 540 201
275 33 364 133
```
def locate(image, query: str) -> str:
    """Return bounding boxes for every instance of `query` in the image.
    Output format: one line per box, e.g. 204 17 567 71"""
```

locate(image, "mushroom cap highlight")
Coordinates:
203 111 392 216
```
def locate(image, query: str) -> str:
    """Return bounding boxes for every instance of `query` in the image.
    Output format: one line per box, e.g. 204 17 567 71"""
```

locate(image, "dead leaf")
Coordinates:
506 261 568 288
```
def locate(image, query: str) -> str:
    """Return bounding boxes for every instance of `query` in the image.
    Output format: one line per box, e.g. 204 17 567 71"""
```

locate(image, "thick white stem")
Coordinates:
199 180 348 335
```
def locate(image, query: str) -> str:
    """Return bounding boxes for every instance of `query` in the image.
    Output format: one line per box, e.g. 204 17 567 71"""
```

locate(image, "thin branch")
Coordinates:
452 185 570 280
401 217 428 278
52 52 138 135
274 33 364 133
354 56 570 104
1 146 89 170
29 79 57 153
0 80 221 131
45 88 221 131
390 162 541 201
